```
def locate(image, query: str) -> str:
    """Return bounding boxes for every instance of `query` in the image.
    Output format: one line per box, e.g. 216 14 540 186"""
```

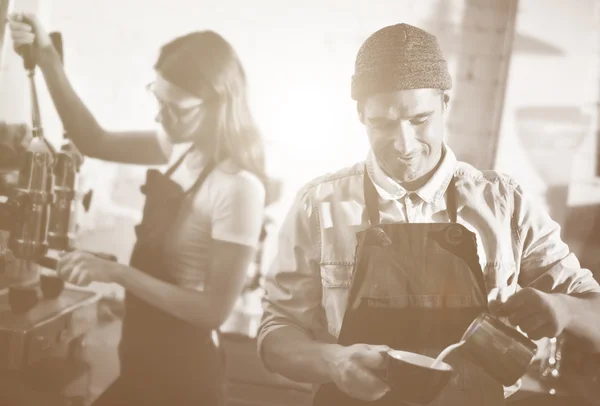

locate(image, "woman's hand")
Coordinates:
57 250 119 286
7 12 53 58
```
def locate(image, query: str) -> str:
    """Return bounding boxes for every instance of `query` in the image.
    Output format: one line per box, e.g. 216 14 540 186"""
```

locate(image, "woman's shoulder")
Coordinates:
206 160 266 201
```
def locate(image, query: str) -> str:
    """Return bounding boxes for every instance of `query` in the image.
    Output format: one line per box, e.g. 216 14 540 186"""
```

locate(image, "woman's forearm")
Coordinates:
35 46 170 165
112 263 224 329
37 46 106 155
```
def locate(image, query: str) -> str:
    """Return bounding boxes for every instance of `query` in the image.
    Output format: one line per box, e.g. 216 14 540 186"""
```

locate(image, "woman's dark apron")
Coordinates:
93 147 225 405
313 169 504 405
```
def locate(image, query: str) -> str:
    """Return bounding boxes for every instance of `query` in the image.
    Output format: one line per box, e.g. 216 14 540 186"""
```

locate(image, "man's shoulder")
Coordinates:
291 162 365 204
455 161 520 190
305 161 365 190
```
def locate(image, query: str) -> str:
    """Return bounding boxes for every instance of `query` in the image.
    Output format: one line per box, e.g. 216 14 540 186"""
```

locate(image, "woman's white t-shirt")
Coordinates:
163 149 265 291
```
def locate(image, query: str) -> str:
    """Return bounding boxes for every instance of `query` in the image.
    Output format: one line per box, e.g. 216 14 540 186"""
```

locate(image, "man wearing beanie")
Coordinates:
258 24 600 405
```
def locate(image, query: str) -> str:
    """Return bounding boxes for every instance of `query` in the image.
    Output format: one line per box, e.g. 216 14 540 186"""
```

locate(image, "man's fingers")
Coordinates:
356 347 390 370
506 305 539 327
527 323 555 341
346 368 390 401
370 345 392 353
497 290 529 317
513 312 546 334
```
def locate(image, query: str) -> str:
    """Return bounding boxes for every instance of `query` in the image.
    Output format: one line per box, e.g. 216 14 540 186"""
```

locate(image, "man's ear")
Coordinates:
442 93 450 110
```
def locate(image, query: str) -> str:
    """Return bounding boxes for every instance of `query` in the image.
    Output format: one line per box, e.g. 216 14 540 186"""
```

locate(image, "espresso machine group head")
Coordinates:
0 23 104 381
46 32 83 253
0 32 83 313
5 42 55 260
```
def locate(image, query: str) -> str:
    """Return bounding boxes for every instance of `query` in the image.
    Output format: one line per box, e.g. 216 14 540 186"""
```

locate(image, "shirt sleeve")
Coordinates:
256 187 324 367
513 182 600 294
211 172 266 248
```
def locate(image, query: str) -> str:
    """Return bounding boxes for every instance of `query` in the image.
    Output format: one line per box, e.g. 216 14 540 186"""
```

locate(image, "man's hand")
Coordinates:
325 343 391 401
497 287 571 340
57 250 119 286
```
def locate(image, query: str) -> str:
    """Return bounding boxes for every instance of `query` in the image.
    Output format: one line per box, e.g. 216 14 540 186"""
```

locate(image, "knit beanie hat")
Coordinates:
351 23 452 101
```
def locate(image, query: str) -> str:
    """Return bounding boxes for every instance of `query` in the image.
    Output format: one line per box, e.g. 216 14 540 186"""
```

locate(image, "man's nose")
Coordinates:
393 123 417 155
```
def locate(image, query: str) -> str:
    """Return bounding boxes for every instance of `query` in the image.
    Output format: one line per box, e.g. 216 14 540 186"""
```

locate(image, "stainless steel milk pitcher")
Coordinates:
461 313 538 386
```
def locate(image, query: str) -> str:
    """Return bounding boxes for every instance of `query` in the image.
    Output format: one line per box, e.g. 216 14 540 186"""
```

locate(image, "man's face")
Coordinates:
362 88 446 184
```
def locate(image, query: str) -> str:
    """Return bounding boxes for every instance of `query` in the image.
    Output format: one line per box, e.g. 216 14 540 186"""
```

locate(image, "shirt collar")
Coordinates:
366 144 458 204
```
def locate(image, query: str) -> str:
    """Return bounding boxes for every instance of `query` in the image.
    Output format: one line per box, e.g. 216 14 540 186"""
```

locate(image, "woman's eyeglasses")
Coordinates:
146 82 204 121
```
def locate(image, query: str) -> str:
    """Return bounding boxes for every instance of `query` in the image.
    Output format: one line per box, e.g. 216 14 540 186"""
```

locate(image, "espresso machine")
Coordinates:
0 33 101 406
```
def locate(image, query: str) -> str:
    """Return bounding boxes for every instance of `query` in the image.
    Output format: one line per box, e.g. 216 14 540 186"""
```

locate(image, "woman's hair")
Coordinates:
154 31 266 182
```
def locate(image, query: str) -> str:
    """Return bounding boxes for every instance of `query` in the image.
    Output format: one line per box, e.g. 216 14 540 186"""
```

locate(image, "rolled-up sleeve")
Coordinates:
513 183 600 294
257 187 324 365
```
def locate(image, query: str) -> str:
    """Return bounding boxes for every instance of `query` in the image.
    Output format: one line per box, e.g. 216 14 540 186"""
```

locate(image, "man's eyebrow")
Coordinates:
367 109 434 122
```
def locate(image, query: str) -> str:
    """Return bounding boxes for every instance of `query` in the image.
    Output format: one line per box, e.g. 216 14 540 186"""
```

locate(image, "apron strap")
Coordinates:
165 145 195 177
363 167 381 225
164 145 216 196
363 165 459 225
446 175 459 223
184 159 216 195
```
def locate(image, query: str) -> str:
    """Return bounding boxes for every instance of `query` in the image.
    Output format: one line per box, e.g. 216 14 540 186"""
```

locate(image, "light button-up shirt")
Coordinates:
258 145 600 399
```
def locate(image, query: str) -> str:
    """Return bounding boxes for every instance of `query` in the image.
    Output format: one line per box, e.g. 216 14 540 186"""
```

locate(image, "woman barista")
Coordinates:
8 13 266 405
